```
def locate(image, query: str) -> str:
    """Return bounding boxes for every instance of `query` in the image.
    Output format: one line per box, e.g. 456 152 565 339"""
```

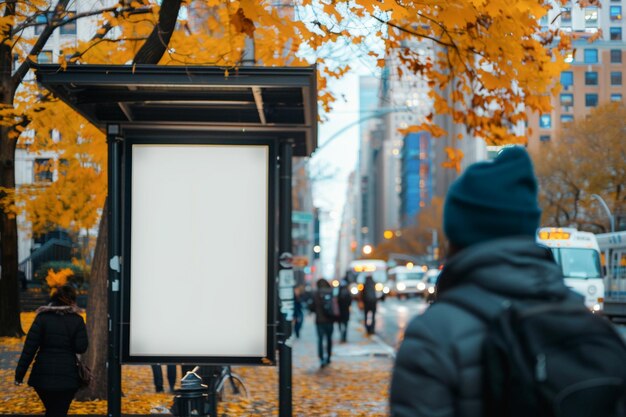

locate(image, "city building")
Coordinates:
528 0 626 147
400 132 434 227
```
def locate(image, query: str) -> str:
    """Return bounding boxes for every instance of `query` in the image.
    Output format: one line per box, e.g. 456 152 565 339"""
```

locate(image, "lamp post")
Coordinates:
591 194 615 233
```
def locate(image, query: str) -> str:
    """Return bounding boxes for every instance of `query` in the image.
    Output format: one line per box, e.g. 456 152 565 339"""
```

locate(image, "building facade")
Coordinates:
528 0 626 147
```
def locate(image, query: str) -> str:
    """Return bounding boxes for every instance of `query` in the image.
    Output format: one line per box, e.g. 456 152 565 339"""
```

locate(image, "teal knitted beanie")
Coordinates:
443 146 542 248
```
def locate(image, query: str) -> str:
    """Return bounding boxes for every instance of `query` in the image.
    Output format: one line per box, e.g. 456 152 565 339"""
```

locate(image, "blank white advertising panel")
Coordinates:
129 144 269 358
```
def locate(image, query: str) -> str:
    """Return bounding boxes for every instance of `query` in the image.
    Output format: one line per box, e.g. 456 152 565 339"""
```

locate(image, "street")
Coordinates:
369 297 626 350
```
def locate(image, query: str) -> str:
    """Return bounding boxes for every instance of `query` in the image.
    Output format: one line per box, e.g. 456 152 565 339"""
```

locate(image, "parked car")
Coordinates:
388 266 427 299
422 269 441 302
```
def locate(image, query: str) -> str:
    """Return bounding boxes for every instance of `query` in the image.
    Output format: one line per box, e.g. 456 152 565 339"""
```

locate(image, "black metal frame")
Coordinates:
119 132 277 365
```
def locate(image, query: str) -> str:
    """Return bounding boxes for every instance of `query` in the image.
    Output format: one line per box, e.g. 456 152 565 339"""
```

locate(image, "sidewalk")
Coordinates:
0 312 395 416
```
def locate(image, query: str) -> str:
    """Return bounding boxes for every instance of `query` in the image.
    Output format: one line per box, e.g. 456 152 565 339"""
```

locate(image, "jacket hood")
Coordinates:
36 304 83 315
437 236 568 299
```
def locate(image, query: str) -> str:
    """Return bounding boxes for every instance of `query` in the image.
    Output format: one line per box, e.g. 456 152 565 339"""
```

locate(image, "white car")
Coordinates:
388 266 427 299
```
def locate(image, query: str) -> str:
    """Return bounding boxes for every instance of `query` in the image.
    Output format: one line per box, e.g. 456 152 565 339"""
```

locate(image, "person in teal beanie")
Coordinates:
443 145 542 249
390 146 572 417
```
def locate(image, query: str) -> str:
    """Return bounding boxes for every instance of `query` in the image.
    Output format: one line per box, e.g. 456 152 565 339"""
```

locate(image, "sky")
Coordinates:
309 68 375 278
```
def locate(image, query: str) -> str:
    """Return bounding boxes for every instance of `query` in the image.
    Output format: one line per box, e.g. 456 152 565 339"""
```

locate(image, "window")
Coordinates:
611 93 623 102
561 71 574 88
584 49 598 63
611 6 622 21
585 93 598 107
59 11 76 35
539 114 552 129
540 135 551 142
585 7 598 26
611 49 622 63
37 51 53 64
611 27 623 41
560 114 574 124
560 94 574 107
34 159 53 182
34 14 47 35
611 71 622 85
585 71 598 85
562 7 572 24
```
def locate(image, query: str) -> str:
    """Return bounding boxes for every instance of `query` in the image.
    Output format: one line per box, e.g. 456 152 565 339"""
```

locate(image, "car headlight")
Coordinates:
397 283 406 291
350 287 359 295
587 285 597 295
593 303 601 312
417 282 426 291
428 287 435 294
383 287 390 294
375 283 383 291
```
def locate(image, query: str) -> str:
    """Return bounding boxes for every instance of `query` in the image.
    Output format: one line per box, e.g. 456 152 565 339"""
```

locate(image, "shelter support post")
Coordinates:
107 125 122 417
278 140 294 417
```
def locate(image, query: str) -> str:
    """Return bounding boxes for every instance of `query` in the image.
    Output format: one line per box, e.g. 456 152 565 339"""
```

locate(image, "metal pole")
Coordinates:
278 140 293 417
107 125 122 417
591 194 615 233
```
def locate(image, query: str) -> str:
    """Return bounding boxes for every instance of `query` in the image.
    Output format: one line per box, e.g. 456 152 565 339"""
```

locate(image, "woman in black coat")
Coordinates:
15 285 88 417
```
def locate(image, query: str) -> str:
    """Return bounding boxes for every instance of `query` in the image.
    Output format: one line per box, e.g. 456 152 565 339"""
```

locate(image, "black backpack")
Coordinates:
441 285 626 417
321 291 339 319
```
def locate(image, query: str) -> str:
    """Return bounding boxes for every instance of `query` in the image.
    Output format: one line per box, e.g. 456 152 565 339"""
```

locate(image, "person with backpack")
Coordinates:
15 285 88 417
390 146 626 417
337 277 352 343
361 276 378 335
312 278 336 368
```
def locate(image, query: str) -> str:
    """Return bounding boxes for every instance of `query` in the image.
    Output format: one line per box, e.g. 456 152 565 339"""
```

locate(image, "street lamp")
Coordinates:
591 194 615 233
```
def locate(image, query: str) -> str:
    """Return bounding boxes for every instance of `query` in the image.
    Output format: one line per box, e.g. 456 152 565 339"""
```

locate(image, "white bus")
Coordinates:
536 227 604 312
347 259 389 298
596 231 626 320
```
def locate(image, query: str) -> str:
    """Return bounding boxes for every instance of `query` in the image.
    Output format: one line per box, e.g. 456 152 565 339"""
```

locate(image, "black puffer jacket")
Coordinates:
15 304 88 391
390 236 575 417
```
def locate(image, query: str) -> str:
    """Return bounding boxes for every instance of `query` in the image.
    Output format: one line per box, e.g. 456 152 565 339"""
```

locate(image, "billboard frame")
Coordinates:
120 133 277 365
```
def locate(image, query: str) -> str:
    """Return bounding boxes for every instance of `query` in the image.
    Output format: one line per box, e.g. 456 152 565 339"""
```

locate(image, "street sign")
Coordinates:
292 211 313 224
279 252 293 269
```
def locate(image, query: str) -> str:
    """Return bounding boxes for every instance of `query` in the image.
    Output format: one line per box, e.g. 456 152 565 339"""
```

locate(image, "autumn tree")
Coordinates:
532 103 626 233
371 197 447 261
3 0 576 400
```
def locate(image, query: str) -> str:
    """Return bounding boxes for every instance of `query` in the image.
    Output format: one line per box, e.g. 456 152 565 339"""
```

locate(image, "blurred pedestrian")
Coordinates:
151 364 177 393
293 285 304 339
312 278 335 368
337 277 352 342
361 276 378 335
390 147 626 417
15 285 88 417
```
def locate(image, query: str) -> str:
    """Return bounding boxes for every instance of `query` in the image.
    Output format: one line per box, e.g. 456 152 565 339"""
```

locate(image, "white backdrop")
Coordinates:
129 144 269 357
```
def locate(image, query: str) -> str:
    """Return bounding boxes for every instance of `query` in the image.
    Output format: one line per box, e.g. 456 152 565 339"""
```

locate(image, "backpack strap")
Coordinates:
438 285 509 324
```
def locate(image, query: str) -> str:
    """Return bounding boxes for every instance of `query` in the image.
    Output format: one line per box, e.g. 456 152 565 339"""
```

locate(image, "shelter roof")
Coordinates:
35 64 317 156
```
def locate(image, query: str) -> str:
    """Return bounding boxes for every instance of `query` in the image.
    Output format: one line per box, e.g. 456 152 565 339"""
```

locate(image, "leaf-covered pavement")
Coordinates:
1 313 392 416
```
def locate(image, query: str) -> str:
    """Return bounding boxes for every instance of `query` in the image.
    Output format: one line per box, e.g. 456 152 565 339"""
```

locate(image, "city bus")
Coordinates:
536 227 604 312
347 259 389 299
596 231 626 320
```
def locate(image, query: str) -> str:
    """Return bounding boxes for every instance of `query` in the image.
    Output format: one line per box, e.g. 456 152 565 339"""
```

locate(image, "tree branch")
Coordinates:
133 0 182 65
11 0 71 93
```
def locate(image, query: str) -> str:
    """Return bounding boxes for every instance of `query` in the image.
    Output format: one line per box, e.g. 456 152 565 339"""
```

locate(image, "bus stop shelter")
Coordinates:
36 64 317 417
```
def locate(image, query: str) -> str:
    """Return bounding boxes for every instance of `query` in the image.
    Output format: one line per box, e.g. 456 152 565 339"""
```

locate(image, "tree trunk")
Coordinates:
77 0 184 400
0 123 23 337
0 6 23 335
76 199 108 400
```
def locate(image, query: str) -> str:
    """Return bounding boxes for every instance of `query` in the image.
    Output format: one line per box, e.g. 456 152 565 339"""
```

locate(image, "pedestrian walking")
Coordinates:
151 364 177 393
390 147 626 417
293 285 305 339
337 277 352 342
361 276 377 335
15 284 88 417
312 278 335 368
